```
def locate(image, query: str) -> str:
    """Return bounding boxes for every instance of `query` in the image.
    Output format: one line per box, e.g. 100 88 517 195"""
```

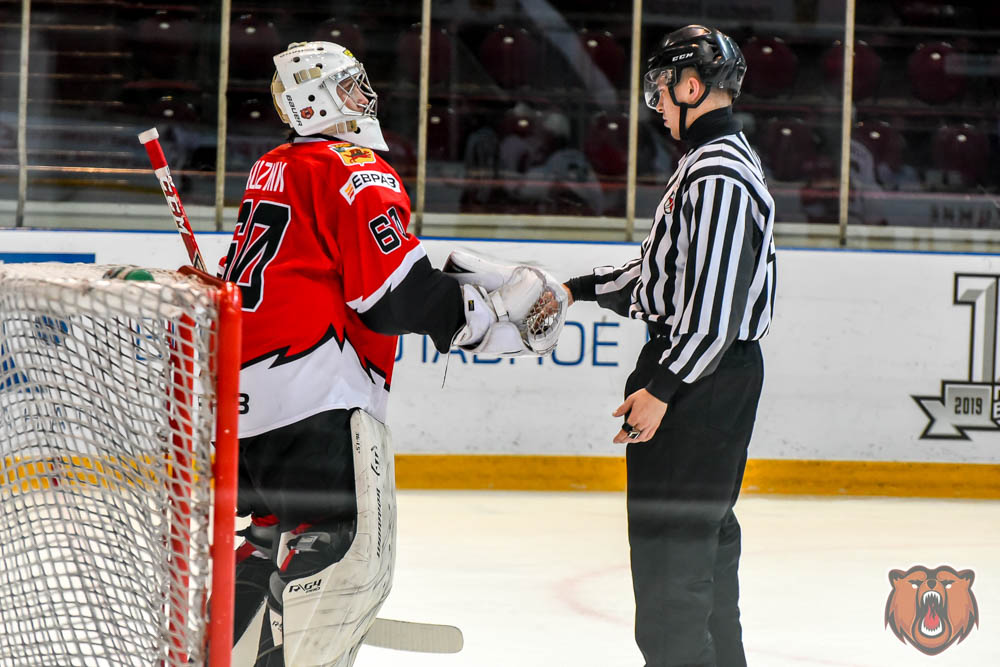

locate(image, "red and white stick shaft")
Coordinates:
138 127 208 273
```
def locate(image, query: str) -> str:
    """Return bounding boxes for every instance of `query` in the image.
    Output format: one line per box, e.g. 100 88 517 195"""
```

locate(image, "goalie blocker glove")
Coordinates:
445 251 567 356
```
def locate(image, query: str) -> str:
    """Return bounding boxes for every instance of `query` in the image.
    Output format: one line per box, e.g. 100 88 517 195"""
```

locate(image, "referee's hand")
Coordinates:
561 283 574 306
612 389 667 444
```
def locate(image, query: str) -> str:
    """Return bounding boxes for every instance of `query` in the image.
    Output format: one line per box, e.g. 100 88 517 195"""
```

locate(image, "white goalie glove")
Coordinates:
445 250 568 356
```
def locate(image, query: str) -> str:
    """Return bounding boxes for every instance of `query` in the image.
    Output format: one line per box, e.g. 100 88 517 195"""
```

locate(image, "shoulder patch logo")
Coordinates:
885 565 979 655
329 142 376 166
661 184 678 216
340 170 401 204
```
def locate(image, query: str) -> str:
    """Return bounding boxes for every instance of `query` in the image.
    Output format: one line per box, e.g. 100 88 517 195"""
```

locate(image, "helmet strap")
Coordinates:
320 119 359 136
667 82 712 141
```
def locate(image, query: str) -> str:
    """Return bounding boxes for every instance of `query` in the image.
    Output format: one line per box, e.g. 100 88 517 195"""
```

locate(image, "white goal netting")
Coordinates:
0 263 230 667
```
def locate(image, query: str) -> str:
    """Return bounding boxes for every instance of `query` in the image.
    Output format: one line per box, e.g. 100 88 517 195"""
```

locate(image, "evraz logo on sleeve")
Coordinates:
913 273 1000 439
340 171 400 204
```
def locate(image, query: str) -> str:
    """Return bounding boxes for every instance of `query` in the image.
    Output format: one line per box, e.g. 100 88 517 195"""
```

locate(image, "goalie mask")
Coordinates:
271 41 388 151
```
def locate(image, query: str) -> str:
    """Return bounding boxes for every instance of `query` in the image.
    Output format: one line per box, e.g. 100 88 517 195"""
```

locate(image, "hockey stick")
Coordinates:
363 618 464 654
137 127 208 273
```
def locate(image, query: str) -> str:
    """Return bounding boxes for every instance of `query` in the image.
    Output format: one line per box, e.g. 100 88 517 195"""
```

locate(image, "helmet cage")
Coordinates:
321 63 378 119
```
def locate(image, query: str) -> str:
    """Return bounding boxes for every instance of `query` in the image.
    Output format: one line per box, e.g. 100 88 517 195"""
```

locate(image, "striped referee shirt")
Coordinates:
567 106 776 403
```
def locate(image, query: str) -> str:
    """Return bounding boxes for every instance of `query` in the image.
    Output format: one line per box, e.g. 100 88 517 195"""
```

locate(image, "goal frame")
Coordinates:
0 264 242 667
187 266 242 667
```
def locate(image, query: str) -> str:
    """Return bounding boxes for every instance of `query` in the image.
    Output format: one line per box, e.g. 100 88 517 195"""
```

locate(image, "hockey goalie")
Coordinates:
222 40 567 666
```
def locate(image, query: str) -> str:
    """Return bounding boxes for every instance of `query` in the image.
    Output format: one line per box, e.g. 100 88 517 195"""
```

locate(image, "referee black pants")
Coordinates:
625 338 763 667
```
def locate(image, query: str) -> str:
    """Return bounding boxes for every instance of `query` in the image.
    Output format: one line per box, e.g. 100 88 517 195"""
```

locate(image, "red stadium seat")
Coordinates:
230 14 283 81
122 80 201 121
822 40 882 100
759 117 817 182
479 25 542 89
908 41 965 104
854 120 905 172
398 25 455 86
426 105 463 161
579 29 627 87
130 10 198 79
229 95 266 122
741 36 797 98
932 123 989 186
585 112 629 177
312 18 365 59
150 95 199 123
381 130 417 178
227 92 281 129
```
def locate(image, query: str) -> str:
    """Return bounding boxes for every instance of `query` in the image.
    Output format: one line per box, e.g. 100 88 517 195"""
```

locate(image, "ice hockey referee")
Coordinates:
562 24 777 667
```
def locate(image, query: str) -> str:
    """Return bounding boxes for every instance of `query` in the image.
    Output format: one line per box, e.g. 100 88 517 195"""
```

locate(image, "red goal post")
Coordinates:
0 263 241 667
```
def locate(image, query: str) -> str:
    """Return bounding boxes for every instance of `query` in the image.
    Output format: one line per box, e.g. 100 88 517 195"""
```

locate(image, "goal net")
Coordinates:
0 263 241 667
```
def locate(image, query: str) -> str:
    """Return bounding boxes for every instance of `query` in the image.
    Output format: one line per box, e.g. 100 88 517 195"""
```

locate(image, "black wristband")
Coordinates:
565 274 597 302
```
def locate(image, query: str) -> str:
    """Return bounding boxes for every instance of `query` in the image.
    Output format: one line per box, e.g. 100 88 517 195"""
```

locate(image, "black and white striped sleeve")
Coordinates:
566 257 643 318
646 176 760 402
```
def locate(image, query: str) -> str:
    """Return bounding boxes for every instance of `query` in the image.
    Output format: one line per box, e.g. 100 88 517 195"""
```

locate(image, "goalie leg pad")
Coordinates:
277 409 397 667
232 517 279 666
232 555 273 666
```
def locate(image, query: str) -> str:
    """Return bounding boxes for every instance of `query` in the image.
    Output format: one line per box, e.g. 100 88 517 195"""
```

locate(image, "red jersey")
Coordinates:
220 137 423 437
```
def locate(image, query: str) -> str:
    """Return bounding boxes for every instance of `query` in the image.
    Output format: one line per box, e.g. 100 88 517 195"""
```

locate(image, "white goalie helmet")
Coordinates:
271 41 388 151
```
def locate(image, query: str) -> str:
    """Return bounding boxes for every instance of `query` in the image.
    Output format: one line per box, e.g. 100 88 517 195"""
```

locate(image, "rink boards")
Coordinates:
2 229 999 497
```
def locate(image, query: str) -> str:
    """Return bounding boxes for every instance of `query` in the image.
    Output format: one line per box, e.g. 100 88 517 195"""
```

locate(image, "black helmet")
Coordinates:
643 25 747 110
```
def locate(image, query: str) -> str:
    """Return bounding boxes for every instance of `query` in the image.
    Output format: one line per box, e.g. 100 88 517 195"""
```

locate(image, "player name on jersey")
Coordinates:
246 159 287 193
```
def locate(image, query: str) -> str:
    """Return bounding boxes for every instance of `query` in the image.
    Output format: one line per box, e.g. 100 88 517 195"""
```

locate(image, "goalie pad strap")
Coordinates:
488 290 509 320
452 284 493 348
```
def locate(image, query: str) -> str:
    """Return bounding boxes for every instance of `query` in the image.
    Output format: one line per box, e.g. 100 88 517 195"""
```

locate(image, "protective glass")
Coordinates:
643 67 675 110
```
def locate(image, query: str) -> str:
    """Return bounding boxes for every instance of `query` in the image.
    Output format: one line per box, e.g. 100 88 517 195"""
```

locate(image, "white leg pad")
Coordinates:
280 409 397 666
231 601 267 667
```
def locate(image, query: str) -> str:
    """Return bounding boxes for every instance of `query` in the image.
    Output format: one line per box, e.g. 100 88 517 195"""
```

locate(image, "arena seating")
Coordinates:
854 119 905 173
479 24 543 90
312 18 365 58
821 40 882 100
932 122 989 187
759 117 818 182
908 41 965 104
585 112 629 178
742 36 797 98
230 14 283 82
398 24 455 86
578 28 627 88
